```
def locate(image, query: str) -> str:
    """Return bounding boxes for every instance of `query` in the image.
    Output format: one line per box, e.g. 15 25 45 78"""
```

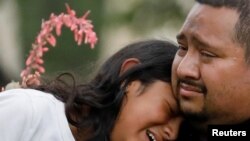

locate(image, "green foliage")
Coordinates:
104 0 186 34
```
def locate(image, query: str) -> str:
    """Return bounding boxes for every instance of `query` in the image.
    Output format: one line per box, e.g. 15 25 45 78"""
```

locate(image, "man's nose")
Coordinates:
176 51 200 80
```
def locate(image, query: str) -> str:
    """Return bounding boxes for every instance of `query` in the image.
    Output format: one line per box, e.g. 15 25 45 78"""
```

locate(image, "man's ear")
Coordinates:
120 58 140 75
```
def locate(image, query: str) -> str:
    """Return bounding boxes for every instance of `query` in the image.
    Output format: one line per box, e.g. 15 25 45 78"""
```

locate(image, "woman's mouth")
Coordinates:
146 130 157 141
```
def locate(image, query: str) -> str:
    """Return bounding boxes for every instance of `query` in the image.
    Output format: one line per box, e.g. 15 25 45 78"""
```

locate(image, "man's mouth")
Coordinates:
146 130 157 141
180 82 203 93
178 80 206 97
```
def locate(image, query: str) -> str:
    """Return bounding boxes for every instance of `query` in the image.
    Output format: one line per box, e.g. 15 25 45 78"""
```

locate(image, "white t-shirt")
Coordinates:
0 88 75 141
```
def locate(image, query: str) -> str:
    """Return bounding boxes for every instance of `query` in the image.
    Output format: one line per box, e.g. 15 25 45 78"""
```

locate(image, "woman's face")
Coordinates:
111 80 182 141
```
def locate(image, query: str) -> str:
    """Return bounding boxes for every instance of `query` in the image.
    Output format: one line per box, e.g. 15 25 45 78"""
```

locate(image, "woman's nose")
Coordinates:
162 117 183 140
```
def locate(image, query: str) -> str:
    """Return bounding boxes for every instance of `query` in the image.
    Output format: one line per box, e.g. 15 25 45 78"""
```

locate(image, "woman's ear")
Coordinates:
120 58 140 75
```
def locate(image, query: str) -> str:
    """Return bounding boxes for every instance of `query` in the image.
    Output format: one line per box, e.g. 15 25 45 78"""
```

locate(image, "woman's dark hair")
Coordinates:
35 39 178 141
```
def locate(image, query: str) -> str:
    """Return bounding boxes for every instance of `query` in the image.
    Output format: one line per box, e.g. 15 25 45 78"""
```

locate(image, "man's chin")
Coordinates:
179 99 203 113
182 110 208 122
181 107 209 130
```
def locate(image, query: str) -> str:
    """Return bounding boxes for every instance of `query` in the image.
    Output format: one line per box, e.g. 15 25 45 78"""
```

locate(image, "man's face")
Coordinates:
172 3 250 127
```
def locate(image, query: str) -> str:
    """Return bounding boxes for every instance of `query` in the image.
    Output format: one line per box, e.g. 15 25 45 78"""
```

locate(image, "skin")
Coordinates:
111 80 182 141
172 3 250 130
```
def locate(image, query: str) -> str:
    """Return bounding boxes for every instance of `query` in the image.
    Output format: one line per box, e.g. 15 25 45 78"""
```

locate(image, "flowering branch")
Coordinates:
20 3 98 83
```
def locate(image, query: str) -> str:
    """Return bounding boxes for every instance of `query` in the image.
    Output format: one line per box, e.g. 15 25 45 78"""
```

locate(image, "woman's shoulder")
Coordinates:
0 88 60 104
0 88 74 141
0 88 53 97
0 88 62 118
0 88 58 140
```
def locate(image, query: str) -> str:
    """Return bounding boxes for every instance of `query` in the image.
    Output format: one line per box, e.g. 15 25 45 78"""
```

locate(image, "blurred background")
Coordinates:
0 0 194 86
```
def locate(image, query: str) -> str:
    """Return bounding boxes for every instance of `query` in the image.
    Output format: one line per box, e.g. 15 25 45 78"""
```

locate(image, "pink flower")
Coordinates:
46 34 56 47
20 3 98 83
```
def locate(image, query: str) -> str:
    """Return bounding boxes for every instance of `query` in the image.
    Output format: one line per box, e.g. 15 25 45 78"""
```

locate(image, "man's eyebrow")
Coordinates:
193 37 212 49
177 32 213 49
